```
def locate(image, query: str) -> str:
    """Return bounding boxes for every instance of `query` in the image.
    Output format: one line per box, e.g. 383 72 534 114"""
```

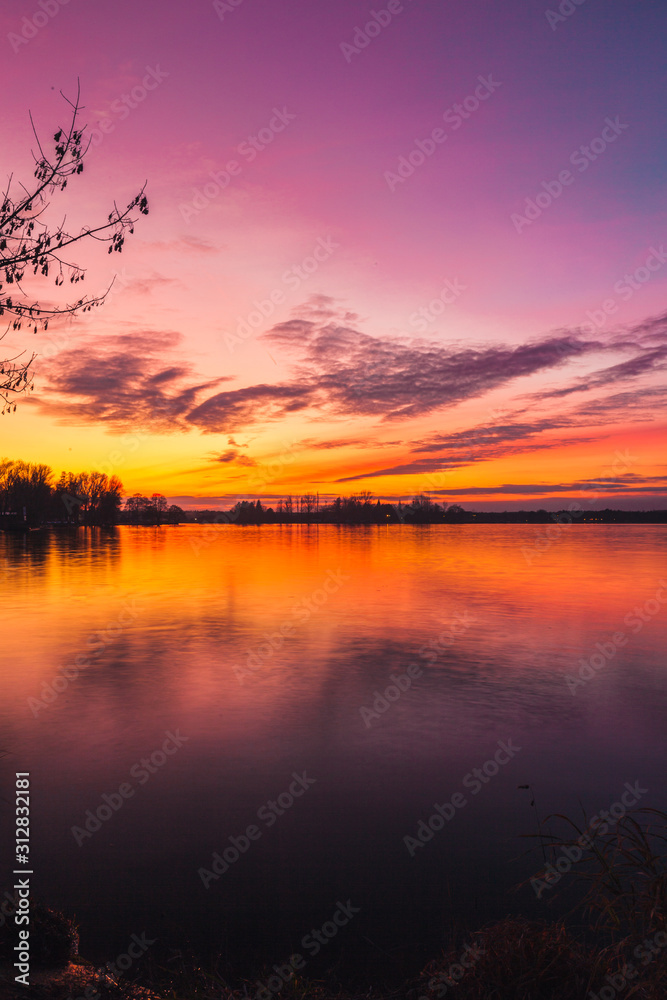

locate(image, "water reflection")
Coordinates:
0 524 665 981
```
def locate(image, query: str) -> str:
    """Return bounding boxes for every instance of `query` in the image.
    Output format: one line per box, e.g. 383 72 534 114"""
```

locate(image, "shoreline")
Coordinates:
2 510 667 534
1 909 665 1000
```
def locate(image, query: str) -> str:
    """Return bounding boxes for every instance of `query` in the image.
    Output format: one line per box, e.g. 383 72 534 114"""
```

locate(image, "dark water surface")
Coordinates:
1 524 665 983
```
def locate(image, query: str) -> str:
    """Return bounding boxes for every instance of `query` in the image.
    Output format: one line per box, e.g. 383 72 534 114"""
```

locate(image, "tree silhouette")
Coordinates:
0 460 122 526
0 459 53 525
124 493 151 524
444 503 466 522
404 494 445 523
167 504 185 524
151 494 168 524
0 84 148 414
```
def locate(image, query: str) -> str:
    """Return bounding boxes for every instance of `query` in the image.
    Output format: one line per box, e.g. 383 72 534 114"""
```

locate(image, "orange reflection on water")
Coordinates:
2 524 665 719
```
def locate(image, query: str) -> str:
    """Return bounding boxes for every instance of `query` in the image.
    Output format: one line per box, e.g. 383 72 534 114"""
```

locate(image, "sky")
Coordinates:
1 0 666 509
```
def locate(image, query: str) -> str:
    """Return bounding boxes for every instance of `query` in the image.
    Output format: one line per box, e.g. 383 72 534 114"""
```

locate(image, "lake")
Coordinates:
1 524 665 984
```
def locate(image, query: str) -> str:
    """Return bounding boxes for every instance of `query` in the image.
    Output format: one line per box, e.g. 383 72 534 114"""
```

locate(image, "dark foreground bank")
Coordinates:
0 913 666 1000
1 806 665 999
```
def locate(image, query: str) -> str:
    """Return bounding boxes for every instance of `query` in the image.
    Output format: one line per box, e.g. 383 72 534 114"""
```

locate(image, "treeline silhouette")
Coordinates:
117 492 460 525
0 460 123 528
122 493 185 525
2 468 665 530
182 495 667 525
193 494 462 525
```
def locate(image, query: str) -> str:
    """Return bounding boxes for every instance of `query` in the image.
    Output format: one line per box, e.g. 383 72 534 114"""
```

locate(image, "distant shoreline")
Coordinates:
2 508 666 533
177 510 667 525
3 511 665 532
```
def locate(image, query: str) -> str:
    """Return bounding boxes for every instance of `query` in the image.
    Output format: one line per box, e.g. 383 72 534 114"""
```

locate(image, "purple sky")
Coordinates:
1 0 666 506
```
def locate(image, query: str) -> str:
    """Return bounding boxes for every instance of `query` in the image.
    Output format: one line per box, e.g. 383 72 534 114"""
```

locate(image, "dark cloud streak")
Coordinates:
30 306 667 462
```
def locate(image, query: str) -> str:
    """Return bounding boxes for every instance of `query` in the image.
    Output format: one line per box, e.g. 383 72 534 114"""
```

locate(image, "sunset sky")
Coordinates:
1 0 666 509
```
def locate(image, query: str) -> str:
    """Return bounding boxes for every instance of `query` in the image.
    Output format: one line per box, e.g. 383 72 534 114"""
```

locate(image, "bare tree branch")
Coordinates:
0 84 149 414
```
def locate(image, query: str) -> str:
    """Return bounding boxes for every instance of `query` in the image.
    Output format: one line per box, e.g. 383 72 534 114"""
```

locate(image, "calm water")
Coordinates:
1 524 666 982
